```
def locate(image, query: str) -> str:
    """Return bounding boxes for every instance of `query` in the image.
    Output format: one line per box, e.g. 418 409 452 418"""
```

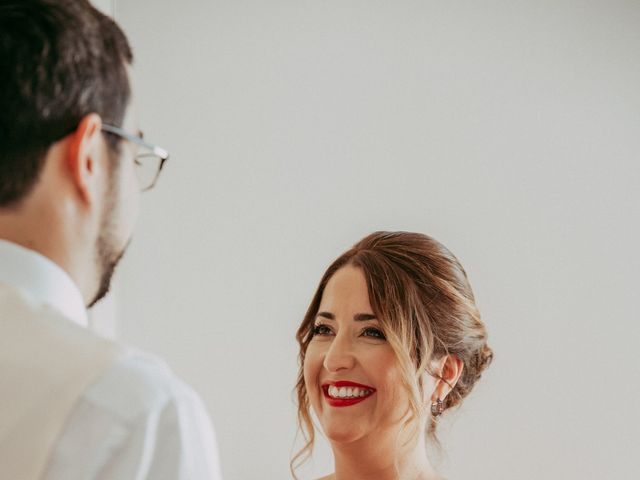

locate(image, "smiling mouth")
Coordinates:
321 381 376 407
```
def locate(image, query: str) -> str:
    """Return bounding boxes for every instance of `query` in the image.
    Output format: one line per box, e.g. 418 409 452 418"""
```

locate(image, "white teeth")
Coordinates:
327 385 373 399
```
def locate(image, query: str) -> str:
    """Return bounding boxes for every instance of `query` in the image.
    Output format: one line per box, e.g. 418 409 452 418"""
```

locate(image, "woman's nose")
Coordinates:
323 334 356 372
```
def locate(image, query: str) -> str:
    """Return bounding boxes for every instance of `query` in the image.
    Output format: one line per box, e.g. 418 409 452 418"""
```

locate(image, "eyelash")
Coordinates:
312 324 332 336
312 323 386 340
362 327 386 340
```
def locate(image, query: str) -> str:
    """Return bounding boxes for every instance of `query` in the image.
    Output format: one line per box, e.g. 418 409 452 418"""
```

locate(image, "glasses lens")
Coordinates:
134 153 162 191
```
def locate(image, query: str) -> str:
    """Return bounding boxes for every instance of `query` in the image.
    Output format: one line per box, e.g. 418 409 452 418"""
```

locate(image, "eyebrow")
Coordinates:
316 312 377 321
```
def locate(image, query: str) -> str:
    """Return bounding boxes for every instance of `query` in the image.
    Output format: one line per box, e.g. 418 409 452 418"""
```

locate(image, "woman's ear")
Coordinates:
430 355 464 403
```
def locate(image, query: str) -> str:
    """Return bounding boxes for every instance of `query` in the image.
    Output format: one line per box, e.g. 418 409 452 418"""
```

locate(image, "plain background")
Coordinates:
94 1 639 478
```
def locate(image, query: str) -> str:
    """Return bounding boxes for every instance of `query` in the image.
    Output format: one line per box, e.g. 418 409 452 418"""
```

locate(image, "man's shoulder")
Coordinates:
0 284 122 356
83 349 202 422
48 352 222 479
0 285 203 423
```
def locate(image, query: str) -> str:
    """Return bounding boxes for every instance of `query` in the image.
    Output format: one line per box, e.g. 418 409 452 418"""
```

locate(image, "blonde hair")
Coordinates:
291 231 493 477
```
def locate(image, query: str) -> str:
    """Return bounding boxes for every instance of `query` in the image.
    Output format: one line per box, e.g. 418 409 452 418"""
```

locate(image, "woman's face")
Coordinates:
303 265 410 445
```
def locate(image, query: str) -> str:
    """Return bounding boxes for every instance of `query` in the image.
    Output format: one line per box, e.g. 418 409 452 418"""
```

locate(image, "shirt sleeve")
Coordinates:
42 354 223 480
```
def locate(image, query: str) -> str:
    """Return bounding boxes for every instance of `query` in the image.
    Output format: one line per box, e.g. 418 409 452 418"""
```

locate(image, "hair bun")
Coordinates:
477 344 494 377
445 342 493 410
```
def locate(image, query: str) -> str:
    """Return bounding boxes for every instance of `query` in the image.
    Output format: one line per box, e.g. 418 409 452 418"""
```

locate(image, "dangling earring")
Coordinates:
430 398 445 417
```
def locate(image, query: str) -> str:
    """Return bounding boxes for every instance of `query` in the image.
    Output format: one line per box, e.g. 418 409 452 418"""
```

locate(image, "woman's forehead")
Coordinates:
320 266 372 311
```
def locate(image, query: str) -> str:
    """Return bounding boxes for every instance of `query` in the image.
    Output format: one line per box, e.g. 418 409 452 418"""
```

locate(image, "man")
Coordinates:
0 1 222 478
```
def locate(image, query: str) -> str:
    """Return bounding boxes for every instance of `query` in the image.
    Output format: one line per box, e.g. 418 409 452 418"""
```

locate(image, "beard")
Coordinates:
87 154 130 309
87 230 128 309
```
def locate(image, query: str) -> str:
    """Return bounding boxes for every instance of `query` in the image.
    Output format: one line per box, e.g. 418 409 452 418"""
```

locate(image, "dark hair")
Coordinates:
292 231 493 475
0 0 133 207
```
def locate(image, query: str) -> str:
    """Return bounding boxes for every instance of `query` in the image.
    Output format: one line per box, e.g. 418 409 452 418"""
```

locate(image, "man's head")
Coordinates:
0 0 140 307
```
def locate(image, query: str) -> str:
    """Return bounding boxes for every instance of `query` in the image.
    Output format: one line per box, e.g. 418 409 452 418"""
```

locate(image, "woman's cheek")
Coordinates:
303 346 321 406
375 353 408 415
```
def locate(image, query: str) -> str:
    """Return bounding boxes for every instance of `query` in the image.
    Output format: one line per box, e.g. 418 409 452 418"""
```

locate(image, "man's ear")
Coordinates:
431 355 464 402
66 113 105 205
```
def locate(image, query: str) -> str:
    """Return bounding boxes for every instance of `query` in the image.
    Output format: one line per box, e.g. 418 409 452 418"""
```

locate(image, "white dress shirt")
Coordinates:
0 240 223 480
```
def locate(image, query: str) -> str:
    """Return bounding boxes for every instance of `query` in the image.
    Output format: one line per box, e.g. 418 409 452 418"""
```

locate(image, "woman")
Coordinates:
292 231 493 479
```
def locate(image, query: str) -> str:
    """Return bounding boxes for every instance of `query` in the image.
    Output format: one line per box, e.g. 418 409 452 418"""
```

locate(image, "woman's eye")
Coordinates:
312 324 333 336
362 327 386 340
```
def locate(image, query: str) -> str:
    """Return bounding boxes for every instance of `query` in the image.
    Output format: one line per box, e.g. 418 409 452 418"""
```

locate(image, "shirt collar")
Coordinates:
0 239 88 328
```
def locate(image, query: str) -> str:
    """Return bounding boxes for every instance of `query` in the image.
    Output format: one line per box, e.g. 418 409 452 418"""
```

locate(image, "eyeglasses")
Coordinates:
101 124 169 192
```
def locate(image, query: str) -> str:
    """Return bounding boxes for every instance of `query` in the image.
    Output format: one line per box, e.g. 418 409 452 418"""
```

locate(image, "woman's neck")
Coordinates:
329 433 440 480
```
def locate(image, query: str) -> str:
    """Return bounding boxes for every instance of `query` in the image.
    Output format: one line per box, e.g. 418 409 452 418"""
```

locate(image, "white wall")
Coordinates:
91 0 112 14
109 1 639 478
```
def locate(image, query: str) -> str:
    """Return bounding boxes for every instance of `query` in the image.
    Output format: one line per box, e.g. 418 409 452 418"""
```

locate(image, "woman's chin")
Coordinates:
322 421 367 444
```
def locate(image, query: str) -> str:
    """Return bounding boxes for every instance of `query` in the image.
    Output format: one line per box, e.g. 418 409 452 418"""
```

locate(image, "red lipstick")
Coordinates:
322 381 376 407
